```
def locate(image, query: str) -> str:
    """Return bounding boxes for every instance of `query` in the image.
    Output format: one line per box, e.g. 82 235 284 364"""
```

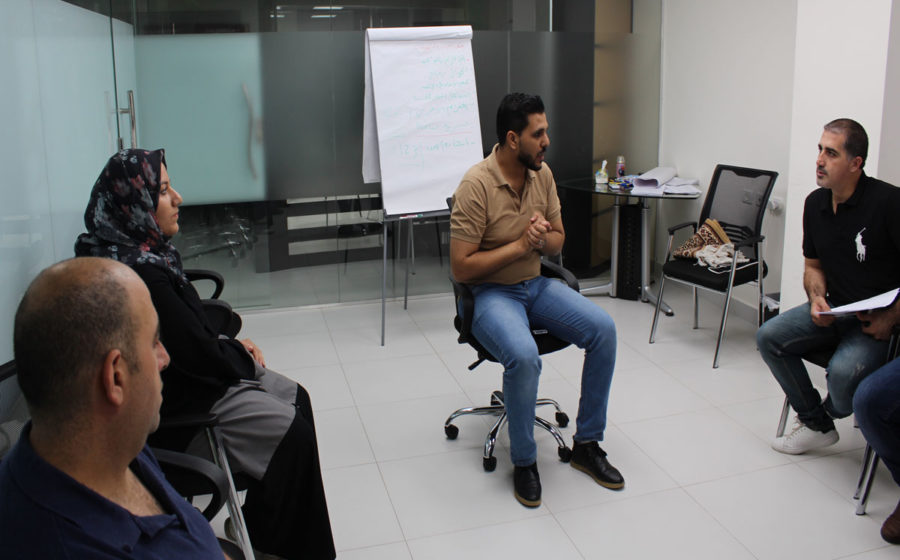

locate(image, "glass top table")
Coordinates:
557 177 701 315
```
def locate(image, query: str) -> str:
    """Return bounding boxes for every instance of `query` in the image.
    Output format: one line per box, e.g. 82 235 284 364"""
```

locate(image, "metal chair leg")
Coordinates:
713 286 734 369
435 220 443 268
757 241 765 328
776 396 791 438
649 273 667 343
534 416 567 449
855 447 879 515
484 412 507 461
713 253 742 369
692 286 699 329
854 444 876 500
206 428 254 558
535 397 563 414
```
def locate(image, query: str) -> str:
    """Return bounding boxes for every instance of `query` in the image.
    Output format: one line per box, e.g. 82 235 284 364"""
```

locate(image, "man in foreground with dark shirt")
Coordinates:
757 118 900 454
0 257 230 559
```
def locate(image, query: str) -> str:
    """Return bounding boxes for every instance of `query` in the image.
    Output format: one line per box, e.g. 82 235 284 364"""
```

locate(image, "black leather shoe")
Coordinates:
571 441 624 490
513 463 541 507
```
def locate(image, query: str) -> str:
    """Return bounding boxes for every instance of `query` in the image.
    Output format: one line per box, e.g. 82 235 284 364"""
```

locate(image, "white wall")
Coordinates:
659 0 898 314
658 0 798 309
780 0 893 308
877 2 900 186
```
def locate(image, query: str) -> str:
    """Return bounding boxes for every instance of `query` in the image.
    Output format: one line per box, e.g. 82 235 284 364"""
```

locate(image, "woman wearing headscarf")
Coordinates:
75 149 335 560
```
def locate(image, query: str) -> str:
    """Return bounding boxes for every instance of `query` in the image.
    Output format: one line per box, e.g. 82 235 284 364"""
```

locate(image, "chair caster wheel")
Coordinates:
558 446 573 463
483 456 497 472
444 424 459 440
555 412 569 427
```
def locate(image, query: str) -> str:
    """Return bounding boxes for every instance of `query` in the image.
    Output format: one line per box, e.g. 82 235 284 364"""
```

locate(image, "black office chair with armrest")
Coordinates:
150 449 245 560
154 413 253 557
148 270 254 557
443 259 575 472
185 268 226 299
649 165 778 368
185 268 242 338
0 360 27 460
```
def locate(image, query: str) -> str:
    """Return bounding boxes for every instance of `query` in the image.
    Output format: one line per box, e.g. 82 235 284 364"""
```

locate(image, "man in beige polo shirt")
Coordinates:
450 93 621 508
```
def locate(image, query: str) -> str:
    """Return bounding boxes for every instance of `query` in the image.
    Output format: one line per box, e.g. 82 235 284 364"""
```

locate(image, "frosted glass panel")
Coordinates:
136 34 266 205
113 16 138 149
0 0 55 363
32 0 123 260
0 0 127 363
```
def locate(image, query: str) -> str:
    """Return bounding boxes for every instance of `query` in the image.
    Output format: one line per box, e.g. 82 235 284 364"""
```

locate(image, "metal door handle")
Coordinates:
117 90 137 149
242 83 262 179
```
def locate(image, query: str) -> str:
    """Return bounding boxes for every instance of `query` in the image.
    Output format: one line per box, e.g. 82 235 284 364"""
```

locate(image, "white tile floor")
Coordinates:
234 282 899 560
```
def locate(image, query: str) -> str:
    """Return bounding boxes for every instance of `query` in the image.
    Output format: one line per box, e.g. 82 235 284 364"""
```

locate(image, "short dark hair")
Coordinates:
496 93 545 146
824 118 868 169
14 258 135 423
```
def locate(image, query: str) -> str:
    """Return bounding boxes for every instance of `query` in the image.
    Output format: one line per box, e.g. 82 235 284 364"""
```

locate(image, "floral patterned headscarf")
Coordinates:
74 149 187 283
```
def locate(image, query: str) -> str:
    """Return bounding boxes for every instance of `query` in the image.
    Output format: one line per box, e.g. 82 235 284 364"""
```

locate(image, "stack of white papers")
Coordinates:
630 167 701 196
819 287 900 316
664 183 701 195
634 167 676 188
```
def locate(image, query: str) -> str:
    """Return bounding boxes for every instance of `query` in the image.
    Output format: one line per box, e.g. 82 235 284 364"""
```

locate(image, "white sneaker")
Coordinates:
771 417 839 455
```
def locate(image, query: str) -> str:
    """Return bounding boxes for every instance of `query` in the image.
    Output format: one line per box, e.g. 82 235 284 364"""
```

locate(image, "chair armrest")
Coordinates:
152 447 228 521
540 259 580 291
158 412 219 430
185 269 225 300
218 538 246 560
202 299 243 338
733 235 764 249
668 221 697 235
450 276 475 342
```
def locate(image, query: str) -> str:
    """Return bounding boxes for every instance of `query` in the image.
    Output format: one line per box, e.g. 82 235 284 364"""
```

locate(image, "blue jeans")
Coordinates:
756 302 887 425
468 275 617 467
853 357 900 486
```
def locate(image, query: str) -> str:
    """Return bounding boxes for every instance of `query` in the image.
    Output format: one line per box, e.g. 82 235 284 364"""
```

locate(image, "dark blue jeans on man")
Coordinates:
854 357 900 544
757 302 887 429
854 357 900 486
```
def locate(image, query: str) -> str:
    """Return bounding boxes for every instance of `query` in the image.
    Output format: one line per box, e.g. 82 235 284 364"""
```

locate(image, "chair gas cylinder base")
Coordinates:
444 390 572 472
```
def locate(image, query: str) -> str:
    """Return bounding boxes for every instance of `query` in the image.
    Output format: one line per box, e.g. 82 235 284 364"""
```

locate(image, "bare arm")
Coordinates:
534 215 565 257
451 212 562 283
804 258 834 327
450 234 529 284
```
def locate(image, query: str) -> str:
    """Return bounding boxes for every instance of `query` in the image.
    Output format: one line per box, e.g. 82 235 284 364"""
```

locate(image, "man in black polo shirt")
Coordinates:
757 118 900 455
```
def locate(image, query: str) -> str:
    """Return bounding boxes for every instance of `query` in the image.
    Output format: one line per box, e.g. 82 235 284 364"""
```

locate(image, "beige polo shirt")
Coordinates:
450 143 561 285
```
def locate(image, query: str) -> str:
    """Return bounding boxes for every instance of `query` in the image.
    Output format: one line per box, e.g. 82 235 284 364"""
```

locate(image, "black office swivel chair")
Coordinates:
0 360 27 461
443 259 576 471
148 268 254 557
649 165 778 368
185 269 242 338
0 360 245 559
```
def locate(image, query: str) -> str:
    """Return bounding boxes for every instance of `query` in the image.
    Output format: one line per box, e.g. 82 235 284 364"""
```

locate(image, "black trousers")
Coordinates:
242 385 335 560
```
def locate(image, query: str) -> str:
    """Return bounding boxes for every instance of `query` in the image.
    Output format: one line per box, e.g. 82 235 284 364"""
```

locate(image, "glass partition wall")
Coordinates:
2 1 660 350
0 0 135 362
109 0 604 309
